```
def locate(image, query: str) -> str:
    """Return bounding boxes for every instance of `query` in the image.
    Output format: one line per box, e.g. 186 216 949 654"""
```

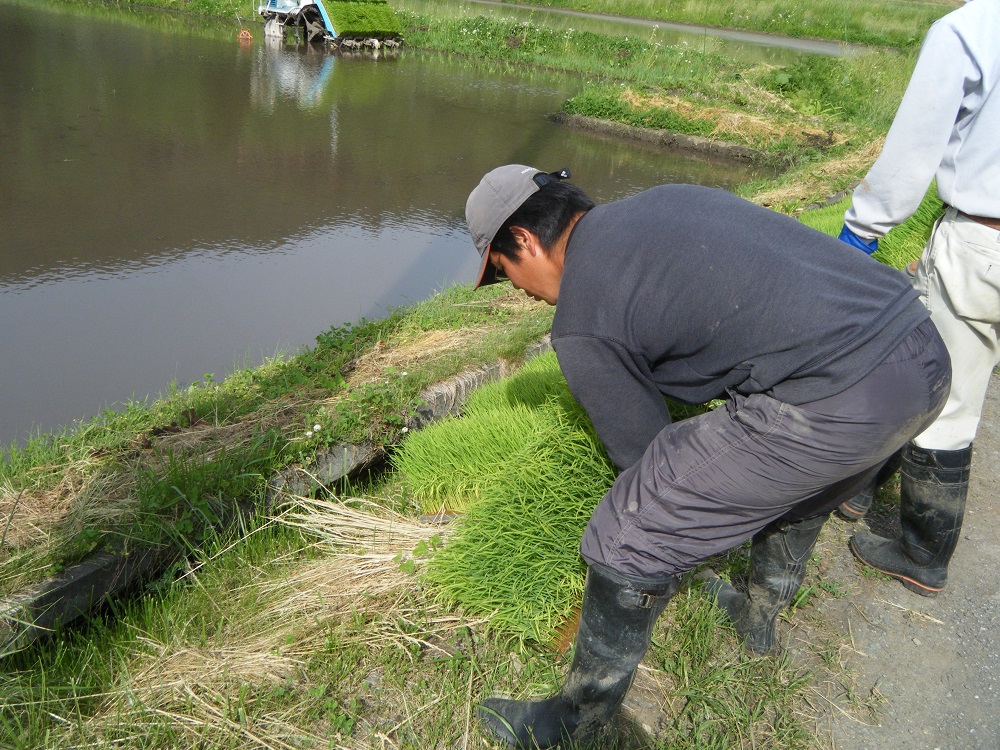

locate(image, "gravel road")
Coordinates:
819 373 1000 750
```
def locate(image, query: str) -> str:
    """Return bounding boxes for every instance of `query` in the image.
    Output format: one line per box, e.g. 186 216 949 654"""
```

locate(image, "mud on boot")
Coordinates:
850 443 971 597
700 513 828 655
478 563 678 749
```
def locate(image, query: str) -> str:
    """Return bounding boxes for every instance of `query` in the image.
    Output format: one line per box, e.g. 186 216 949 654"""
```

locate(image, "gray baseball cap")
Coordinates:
465 165 570 289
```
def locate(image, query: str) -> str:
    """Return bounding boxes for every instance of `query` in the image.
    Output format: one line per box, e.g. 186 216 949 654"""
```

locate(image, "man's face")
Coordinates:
489 247 557 305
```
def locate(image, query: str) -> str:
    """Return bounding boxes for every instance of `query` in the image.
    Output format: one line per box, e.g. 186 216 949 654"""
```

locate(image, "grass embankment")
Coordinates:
404 12 921 209
487 0 953 47
0 287 552 600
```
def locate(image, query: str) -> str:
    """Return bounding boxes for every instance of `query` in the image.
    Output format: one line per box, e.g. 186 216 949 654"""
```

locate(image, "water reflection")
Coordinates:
1 0 769 446
253 37 340 110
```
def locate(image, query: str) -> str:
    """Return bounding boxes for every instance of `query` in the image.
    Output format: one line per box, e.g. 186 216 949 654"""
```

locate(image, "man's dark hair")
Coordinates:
491 180 595 259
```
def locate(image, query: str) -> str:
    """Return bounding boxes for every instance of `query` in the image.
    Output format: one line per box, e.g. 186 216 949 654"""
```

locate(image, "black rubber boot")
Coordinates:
478 563 679 749
837 450 903 521
700 513 828 655
849 443 971 596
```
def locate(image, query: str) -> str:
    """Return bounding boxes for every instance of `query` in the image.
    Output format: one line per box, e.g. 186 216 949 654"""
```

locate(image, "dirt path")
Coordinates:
814 373 1000 749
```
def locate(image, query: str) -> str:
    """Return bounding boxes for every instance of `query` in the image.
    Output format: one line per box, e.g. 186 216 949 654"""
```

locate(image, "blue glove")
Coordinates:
838 224 879 255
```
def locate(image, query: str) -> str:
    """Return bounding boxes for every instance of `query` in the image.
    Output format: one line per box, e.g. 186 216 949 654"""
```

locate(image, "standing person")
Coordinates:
464 165 951 749
837 0 999 596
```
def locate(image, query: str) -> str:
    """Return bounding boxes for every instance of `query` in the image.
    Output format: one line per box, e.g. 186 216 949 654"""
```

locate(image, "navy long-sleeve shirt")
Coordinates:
552 185 929 471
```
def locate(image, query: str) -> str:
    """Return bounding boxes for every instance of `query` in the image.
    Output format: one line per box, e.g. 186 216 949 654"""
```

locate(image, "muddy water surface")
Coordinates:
1 0 768 446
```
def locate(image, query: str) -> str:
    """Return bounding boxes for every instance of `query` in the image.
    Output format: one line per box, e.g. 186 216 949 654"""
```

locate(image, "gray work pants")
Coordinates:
580 319 951 578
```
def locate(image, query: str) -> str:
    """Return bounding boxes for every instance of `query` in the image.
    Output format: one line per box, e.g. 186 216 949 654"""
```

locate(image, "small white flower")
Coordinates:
313 424 322 431
401 371 408 377
305 431 313 438
401 427 409 433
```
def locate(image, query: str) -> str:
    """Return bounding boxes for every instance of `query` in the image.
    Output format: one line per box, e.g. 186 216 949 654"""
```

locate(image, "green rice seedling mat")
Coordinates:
395 352 713 648
327 0 401 37
797 186 944 269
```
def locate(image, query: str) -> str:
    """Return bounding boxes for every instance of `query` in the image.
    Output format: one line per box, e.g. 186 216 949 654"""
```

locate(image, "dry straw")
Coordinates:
71 499 472 748
278 494 446 554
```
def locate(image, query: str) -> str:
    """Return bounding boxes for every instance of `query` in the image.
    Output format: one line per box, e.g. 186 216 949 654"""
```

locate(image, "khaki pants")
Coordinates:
913 207 1000 451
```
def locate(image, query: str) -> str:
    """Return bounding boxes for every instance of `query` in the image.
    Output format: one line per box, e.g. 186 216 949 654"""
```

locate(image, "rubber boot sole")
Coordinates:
848 534 944 597
836 500 868 522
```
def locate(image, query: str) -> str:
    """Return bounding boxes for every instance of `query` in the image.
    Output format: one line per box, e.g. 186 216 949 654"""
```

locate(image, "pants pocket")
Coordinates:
936 238 1000 323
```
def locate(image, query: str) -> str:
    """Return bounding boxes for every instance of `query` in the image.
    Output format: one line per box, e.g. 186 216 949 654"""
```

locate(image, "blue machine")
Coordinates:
258 0 336 42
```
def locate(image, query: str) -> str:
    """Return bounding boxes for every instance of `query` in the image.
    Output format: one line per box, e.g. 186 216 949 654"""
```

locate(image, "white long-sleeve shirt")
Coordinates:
844 0 1000 239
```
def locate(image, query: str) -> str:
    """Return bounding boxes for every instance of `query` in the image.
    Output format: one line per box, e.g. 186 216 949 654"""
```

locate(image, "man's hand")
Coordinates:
838 224 879 255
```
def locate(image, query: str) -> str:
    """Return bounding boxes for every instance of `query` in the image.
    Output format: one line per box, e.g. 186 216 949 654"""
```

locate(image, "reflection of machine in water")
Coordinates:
251 41 338 110
257 0 403 46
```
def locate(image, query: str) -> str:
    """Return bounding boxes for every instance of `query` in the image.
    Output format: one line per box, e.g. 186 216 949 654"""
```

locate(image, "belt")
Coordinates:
958 210 1000 231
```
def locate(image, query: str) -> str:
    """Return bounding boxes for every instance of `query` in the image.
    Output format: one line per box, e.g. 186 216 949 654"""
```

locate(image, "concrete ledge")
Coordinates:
549 112 762 162
1 542 179 654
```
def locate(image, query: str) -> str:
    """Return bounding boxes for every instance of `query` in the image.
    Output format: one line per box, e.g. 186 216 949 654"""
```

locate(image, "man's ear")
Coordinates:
509 226 542 257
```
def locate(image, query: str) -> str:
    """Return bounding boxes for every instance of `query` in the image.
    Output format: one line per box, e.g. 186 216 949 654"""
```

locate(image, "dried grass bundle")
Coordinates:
72 549 468 749
277 495 446 554
347 328 486 386
753 138 885 210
